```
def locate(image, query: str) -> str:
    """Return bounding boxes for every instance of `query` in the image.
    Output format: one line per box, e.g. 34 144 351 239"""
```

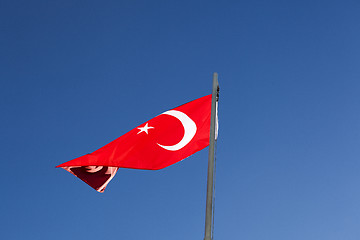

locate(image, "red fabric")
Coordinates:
61 166 118 192
57 94 211 192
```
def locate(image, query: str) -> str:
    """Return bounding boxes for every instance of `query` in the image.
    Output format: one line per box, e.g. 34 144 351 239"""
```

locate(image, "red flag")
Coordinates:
57 94 212 192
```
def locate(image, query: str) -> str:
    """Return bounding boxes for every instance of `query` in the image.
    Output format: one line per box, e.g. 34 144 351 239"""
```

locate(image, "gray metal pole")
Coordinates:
204 72 219 240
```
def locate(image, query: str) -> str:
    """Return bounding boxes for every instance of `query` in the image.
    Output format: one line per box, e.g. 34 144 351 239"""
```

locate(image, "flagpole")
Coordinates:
204 72 219 240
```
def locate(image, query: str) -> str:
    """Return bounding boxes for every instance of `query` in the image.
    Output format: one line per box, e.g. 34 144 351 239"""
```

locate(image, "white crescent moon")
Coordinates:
157 110 197 151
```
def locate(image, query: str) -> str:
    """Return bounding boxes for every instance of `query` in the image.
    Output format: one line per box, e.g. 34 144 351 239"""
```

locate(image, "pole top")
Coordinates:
212 72 219 100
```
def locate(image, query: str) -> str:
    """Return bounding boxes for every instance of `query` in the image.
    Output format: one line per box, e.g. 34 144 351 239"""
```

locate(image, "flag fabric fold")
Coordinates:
57 94 212 192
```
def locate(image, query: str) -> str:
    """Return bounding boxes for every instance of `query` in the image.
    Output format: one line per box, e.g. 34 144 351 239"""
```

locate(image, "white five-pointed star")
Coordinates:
137 123 154 134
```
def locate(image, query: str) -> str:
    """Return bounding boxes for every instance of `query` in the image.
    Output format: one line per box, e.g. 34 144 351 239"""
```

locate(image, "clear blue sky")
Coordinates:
1 0 360 239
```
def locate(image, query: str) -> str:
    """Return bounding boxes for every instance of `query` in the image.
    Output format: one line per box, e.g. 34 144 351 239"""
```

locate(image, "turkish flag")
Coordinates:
57 94 212 192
